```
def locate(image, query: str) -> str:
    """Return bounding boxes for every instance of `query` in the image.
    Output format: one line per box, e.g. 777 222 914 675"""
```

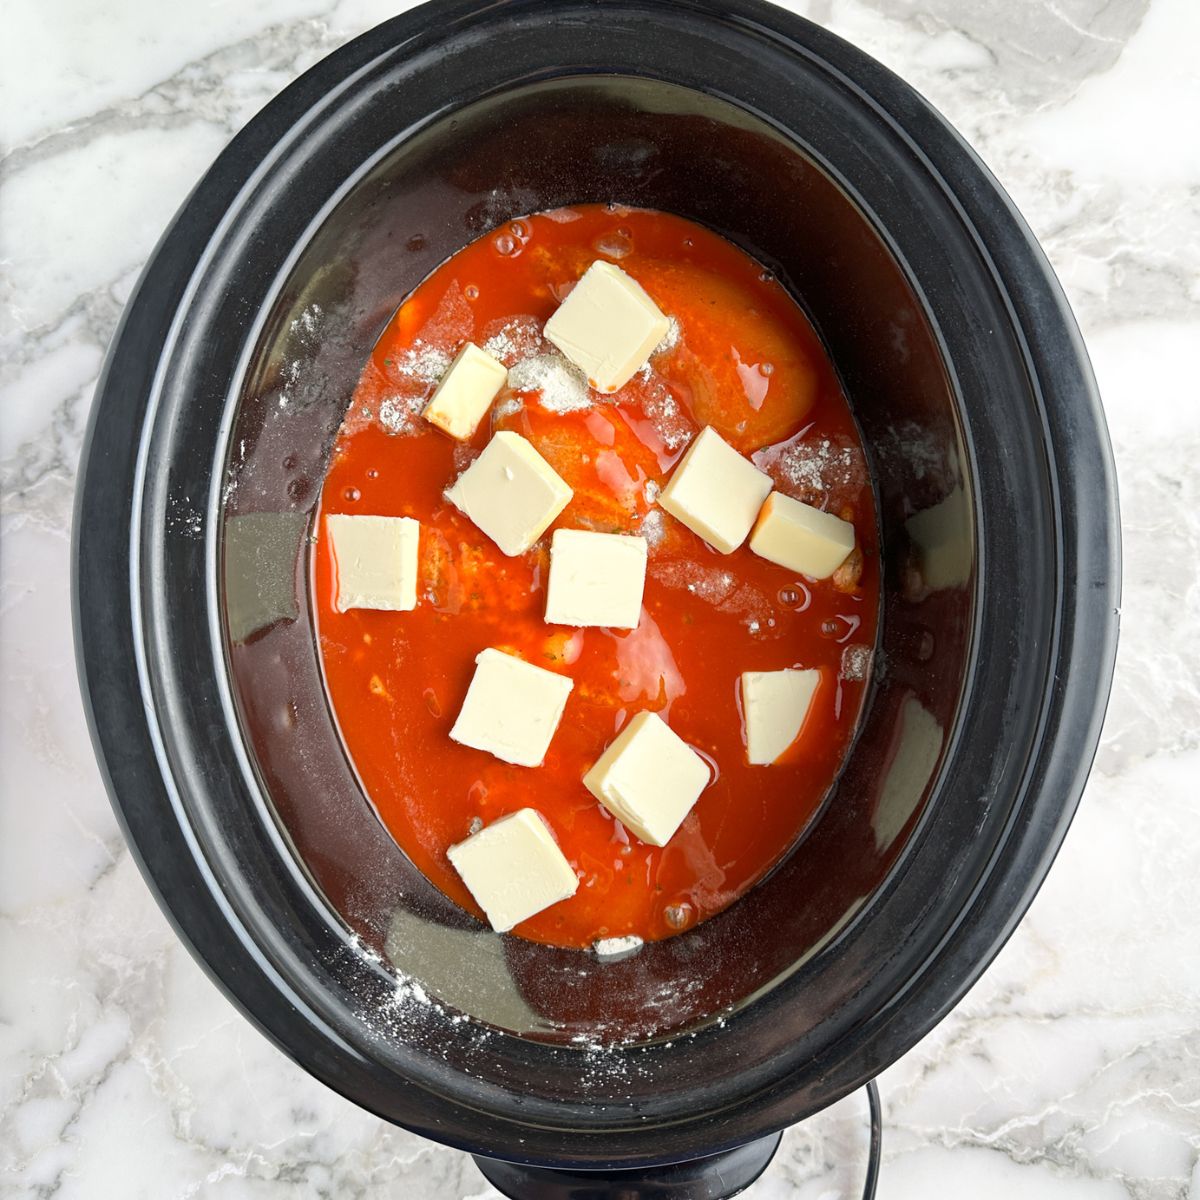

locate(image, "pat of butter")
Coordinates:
447 808 579 933
544 260 670 394
658 425 773 554
445 431 573 556
544 529 648 629
326 513 419 612
423 341 508 440
450 647 574 767
749 492 855 579
583 711 710 847
741 668 821 765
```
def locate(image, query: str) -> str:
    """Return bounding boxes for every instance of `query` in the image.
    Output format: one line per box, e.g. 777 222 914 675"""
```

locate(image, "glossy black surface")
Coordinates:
473 1133 781 1199
73 0 1119 1176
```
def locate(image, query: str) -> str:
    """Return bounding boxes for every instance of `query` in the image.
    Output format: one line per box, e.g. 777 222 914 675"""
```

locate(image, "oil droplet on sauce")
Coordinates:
779 582 812 611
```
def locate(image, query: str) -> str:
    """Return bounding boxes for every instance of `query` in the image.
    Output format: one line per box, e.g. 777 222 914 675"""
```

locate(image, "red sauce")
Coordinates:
313 205 879 949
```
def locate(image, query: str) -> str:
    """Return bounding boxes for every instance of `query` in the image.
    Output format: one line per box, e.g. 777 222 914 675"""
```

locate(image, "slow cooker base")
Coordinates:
472 1130 783 1200
471 1079 882 1200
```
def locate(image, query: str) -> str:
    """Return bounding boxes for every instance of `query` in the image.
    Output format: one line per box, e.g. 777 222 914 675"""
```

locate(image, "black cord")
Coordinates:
861 1079 882 1200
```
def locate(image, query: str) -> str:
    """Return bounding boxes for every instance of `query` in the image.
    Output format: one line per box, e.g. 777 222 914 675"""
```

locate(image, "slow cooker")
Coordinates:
73 1 1120 1195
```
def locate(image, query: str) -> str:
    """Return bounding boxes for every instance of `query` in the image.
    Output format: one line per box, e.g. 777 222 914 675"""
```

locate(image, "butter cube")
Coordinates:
450 647 573 767
423 341 508 440
544 260 670 393
447 808 579 933
544 529 647 629
658 426 773 554
445 431 573 556
741 668 821 765
583 711 710 846
749 492 855 579
326 514 419 612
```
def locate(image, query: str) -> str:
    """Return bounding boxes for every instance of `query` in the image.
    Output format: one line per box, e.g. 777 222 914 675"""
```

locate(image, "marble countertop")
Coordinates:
3 0 1198 1195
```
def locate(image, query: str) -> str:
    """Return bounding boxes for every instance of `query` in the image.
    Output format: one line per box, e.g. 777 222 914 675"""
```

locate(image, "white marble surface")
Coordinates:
2 0 1198 1194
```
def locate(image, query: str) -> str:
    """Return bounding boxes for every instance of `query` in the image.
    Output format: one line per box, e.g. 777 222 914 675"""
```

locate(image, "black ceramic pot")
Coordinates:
73 1 1119 1197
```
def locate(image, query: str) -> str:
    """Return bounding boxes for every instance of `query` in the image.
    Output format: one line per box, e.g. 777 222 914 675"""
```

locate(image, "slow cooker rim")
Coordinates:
72 0 1119 1167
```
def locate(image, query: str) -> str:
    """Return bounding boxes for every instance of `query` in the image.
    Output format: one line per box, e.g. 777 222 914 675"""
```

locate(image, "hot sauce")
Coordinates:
314 205 879 950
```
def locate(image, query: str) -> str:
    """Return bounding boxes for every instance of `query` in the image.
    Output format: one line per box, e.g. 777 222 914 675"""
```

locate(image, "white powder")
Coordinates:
653 316 681 355
343 934 444 1040
643 479 661 503
391 340 452 385
594 935 644 959
290 302 322 341
640 379 695 450
755 434 864 503
653 561 737 604
166 498 202 539
652 559 771 623
481 315 546 367
841 643 873 681
378 394 427 435
640 509 665 545
394 976 432 1007
508 353 592 413
372 339 456 436
453 442 480 473
782 439 854 492
880 420 944 483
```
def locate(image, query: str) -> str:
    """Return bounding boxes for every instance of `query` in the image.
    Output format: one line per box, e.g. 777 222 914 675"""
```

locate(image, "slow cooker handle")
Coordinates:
471 1080 882 1200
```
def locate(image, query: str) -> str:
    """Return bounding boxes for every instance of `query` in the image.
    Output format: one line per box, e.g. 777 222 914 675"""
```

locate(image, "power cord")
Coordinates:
861 1079 882 1200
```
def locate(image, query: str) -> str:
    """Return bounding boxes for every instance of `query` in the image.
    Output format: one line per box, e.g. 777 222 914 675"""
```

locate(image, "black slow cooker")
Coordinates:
73 1 1120 1196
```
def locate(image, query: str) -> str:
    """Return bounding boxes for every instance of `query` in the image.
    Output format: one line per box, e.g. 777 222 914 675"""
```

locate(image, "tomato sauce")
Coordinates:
313 205 879 949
